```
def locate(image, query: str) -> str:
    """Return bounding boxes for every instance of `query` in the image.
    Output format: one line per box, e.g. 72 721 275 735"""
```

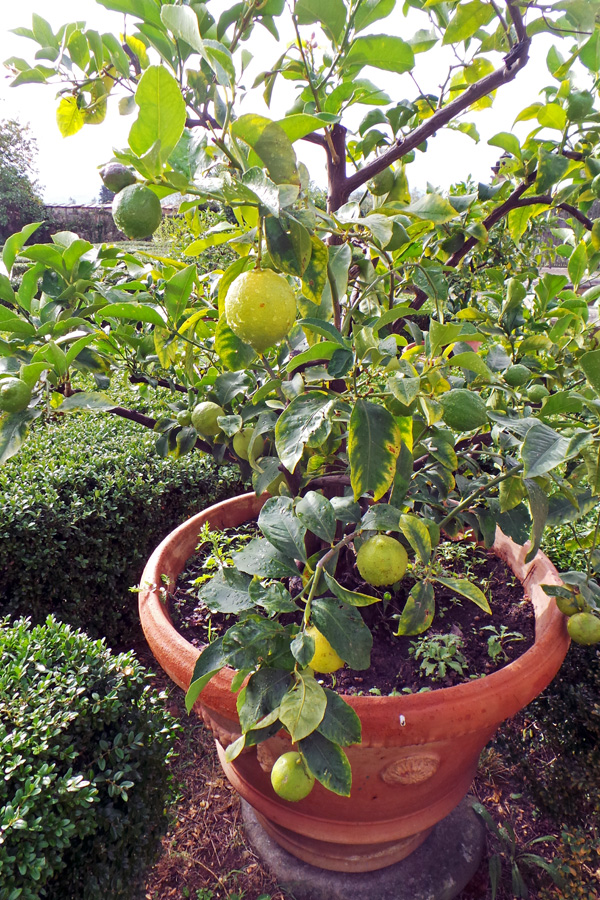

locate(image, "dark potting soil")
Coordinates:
169 528 535 695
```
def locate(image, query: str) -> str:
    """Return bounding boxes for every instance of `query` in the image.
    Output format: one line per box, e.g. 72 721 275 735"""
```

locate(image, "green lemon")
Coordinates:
504 364 531 387
266 471 287 495
191 401 225 437
270 752 315 802
177 410 192 426
367 167 395 196
112 184 162 239
225 269 296 353
356 535 408 587
306 625 344 674
526 384 550 403
439 389 488 432
0 377 32 413
567 612 600 645
556 594 585 617
99 162 137 194
232 428 264 461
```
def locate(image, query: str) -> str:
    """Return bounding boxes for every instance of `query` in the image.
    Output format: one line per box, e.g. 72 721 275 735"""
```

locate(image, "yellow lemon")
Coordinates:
225 269 296 353
306 625 344 674
356 535 408 587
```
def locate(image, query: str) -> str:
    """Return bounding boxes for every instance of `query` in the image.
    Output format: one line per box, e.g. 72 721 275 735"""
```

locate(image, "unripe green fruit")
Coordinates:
112 184 162 239
191 401 225 437
367 167 395 196
100 162 137 194
504 364 531 387
567 612 600 645
177 410 192 426
439 389 488 432
356 535 408 587
270 752 315 802
233 428 264 461
0 377 32 413
266 472 287 495
526 384 549 403
556 594 584 617
306 625 344 674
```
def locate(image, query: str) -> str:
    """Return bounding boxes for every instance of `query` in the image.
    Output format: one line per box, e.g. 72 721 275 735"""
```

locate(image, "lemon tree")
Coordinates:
225 269 296 353
112 184 162 239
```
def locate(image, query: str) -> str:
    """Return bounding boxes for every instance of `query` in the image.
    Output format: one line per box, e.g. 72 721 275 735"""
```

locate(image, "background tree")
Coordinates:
0 119 44 243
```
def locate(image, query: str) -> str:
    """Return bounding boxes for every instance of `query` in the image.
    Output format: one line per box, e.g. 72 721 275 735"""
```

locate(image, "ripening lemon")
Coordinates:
504 364 531 387
306 625 344 674
191 401 224 437
356 535 408 587
225 269 296 353
100 162 137 193
270 752 315 801
439 389 488 432
567 612 600 645
0 377 32 413
112 184 162 239
232 428 264 461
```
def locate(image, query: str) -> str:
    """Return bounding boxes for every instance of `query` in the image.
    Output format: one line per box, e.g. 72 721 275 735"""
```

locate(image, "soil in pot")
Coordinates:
168 523 535 696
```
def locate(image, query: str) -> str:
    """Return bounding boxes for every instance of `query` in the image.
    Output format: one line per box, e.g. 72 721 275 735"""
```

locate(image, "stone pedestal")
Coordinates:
242 796 485 900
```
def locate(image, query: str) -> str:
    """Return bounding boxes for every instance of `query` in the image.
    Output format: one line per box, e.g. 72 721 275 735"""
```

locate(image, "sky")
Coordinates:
0 0 581 204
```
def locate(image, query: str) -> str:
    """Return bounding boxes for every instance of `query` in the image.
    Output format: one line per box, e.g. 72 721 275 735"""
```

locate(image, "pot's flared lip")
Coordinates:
139 492 570 743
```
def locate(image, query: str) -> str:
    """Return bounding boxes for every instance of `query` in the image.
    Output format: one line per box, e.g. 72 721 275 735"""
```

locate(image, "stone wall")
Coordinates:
43 204 128 243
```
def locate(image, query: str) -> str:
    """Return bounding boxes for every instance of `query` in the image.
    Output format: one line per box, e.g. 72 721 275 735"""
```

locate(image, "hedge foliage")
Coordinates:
0 413 241 646
0 615 178 900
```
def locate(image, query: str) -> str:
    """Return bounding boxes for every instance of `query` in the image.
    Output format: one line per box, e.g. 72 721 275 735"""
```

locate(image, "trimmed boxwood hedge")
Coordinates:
0 414 242 647
0 615 179 900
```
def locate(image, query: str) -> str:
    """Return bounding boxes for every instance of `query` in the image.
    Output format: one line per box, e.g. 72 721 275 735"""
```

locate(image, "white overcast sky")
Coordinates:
0 0 586 204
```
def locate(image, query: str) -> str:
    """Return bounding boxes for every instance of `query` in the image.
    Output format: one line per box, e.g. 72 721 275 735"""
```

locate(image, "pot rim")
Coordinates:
139 491 570 739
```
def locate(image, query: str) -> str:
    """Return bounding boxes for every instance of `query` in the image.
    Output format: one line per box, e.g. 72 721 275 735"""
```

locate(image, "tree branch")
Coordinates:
343 40 531 201
301 132 328 149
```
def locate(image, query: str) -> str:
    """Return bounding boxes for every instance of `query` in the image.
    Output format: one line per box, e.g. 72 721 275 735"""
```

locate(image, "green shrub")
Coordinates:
0 615 178 900
0 414 242 646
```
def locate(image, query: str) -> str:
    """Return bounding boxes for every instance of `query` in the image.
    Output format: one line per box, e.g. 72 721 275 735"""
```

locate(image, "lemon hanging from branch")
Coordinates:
224 269 297 353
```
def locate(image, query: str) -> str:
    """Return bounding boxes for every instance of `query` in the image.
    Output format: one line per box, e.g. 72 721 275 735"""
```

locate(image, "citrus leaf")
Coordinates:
449 351 492 378
302 235 329 303
232 539 299 578
258 496 308 562
279 671 327 742
265 215 312 276
232 114 299 185
521 423 570 478
100 301 166 327
299 732 352 796
567 242 587 289
399 514 431 564
394 581 435 635
534 147 569 193
311 597 373 669
344 35 414 74
0 408 41 464
296 491 336 543
443 0 495 44
295 0 347 43
524 478 549 564
214 316 256 371
238 668 291 733
434 576 491 613
185 636 227 712
198 568 254 614
318 689 361 745
56 96 84 138
323 571 381 607
129 65 186 163
60 392 115 411
348 399 401 501
275 392 335 472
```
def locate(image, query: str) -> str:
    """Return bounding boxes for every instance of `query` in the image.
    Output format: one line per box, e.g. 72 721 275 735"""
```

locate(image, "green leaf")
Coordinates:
394 581 435 636
361 503 403 532
450 351 492 378
348 399 401 501
258 496 308 562
0 408 41 465
277 113 339 144
443 1 495 44
100 302 166 327
300 731 352 796
60 392 115 411
434 576 492 613
580 29 600 72
214 316 256 372
322 571 381 607
302 235 329 303
232 114 299 185
129 65 187 163
399 514 431 564
524 478 549 564
265 215 312 277
311 597 373 670
499 475 526 513
402 193 459 225
318 689 361 745
534 147 570 193
56 96 84 137
238 668 291 733
185 637 227 712
249 580 297 614
295 0 347 43
2 223 42 275
164 264 196 322
521 423 570 478
233 539 299 578
567 242 587 289
344 35 414 74
296 491 336 543
580 349 600 397
97 0 164 29
428 320 464 358
537 102 567 131
389 374 420 406
275 392 335 472
279 671 327 742
488 132 522 159
198 568 254 613
354 0 395 32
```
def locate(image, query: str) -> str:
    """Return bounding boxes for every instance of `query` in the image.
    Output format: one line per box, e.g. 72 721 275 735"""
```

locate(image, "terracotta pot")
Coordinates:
139 492 570 873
